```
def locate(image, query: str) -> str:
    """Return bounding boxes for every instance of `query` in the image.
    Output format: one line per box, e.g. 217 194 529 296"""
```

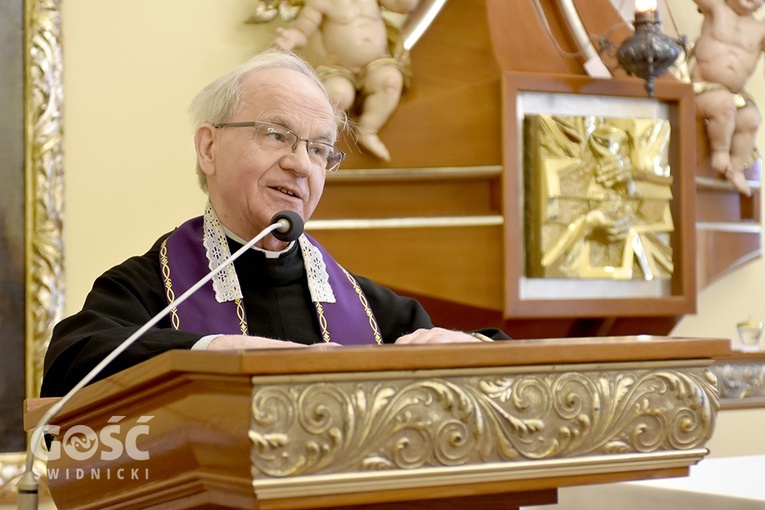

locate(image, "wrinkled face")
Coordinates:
195 68 336 250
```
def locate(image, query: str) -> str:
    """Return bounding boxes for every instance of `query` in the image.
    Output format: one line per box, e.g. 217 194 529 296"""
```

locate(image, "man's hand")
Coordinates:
208 335 313 350
394 328 482 345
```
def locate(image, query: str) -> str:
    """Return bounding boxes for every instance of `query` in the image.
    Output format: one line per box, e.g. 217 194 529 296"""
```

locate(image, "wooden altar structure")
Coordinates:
306 0 762 339
26 336 729 509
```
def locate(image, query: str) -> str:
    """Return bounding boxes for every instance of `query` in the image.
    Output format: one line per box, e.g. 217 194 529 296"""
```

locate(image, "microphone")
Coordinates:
271 210 304 242
17 211 305 510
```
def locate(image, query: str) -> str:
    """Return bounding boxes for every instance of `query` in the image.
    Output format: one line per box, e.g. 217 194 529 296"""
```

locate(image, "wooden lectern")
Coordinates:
25 336 729 509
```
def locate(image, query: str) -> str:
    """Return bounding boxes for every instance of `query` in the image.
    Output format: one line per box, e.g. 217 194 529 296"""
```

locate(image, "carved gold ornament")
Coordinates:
713 361 765 407
250 362 718 495
524 114 674 280
25 0 65 407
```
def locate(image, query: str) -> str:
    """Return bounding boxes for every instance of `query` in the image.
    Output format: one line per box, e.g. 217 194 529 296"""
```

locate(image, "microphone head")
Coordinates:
271 210 304 242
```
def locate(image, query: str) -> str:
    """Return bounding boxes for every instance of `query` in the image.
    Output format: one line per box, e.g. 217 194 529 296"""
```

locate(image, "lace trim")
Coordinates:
299 235 336 303
200 203 334 304
202 202 243 303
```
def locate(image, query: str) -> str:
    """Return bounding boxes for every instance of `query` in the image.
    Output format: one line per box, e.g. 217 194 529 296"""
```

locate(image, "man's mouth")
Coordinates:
274 186 299 198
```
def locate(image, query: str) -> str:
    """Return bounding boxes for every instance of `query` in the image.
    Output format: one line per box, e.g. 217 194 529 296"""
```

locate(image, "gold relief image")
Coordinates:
524 114 674 280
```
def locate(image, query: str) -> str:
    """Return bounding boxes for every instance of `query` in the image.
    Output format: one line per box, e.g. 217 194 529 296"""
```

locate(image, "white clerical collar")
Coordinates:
221 224 295 259
202 202 334 304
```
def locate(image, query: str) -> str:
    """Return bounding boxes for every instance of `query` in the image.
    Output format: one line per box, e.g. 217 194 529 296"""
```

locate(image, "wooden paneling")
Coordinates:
31 338 728 509
340 0 502 170
486 0 582 74
316 174 501 219
696 188 759 223
316 0 758 338
309 225 504 311
697 228 763 288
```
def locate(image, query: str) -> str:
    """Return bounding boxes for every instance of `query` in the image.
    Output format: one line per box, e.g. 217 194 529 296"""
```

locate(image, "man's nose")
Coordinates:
283 139 313 177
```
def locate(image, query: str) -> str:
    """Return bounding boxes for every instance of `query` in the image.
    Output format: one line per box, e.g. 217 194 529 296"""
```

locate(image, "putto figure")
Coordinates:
691 0 765 196
250 0 419 162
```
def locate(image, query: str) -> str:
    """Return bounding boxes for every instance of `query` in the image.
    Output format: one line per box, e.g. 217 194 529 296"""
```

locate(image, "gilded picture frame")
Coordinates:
502 72 696 319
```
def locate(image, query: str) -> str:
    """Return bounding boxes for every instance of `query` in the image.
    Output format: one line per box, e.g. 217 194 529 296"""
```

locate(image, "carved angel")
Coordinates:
248 0 429 162
691 0 765 196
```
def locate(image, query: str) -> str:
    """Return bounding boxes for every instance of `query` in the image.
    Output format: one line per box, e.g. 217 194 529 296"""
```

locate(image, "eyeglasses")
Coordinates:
214 121 346 172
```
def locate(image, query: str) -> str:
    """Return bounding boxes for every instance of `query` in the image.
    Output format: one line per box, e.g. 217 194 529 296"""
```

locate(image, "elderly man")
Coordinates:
41 49 507 398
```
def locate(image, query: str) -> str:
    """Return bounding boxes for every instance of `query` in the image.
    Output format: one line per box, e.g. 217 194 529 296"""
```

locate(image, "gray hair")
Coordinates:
190 49 342 192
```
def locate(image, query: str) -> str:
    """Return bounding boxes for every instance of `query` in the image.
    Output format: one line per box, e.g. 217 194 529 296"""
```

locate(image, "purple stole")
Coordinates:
160 216 380 346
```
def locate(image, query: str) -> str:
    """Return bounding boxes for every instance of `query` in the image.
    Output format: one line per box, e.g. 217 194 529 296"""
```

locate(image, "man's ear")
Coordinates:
194 124 216 176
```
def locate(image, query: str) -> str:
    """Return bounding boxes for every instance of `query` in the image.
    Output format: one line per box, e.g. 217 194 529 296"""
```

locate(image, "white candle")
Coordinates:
635 0 658 12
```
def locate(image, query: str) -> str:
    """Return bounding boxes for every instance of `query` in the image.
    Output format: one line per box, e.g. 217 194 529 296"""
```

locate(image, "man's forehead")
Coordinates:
242 67 323 95
242 70 329 106
239 72 336 132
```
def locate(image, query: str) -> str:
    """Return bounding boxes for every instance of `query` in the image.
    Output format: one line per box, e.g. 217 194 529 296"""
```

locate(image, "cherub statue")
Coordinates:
691 0 765 196
249 0 419 162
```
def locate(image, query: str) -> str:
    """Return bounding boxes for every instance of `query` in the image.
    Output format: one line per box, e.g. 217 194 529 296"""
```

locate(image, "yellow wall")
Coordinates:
60 1 765 456
61 0 274 310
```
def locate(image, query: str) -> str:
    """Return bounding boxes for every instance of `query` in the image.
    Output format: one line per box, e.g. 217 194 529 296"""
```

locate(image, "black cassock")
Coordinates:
42 234 508 397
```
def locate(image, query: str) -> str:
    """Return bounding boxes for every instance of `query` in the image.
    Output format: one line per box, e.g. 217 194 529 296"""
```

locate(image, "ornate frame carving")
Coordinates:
713 353 765 410
24 0 64 414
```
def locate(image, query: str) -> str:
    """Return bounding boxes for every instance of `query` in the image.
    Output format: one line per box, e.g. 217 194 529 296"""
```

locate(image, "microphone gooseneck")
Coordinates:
271 210 304 242
18 211 302 510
